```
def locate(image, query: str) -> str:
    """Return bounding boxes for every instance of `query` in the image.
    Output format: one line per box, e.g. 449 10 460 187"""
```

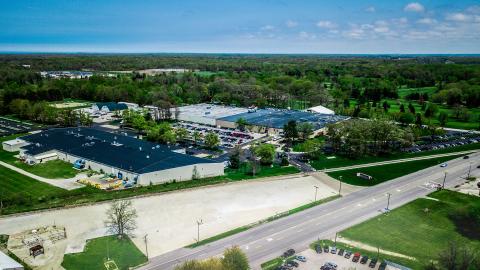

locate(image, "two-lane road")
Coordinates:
140 152 479 270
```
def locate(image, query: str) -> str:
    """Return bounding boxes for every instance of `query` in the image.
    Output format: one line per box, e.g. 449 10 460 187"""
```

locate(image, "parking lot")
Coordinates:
0 117 39 136
403 131 480 153
175 122 265 148
290 249 384 270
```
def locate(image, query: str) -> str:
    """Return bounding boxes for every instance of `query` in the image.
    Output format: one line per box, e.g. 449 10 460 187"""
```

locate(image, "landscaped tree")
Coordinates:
253 144 275 165
408 103 416 114
283 120 298 143
235 117 248 131
175 127 189 142
298 122 314 141
204 132 220 149
192 131 203 146
161 130 177 145
302 139 322 159
221 246 250 270
105 200 138 238
229 146 242 169
438 112 448 127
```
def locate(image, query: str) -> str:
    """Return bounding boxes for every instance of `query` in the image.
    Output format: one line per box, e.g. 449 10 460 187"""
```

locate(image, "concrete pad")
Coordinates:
0 174 338 268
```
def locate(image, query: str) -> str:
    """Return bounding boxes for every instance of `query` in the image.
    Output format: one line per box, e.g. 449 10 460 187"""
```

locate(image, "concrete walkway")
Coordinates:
323 150 475 173
0 160 85 190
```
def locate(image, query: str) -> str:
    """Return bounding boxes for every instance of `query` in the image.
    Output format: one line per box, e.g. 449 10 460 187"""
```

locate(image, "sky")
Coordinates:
1 0 480 54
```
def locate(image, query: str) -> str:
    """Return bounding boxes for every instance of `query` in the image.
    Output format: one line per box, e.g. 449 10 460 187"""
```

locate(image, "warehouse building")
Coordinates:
171 103 249 126
15 128 224 185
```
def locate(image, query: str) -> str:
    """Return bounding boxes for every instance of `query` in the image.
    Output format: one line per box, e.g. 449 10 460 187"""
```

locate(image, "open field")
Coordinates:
62 236 147 270
397 86 437 99
0 173 338 265
339 190 480 268
327 155 462 186
49 99 92 109
310 142 480 170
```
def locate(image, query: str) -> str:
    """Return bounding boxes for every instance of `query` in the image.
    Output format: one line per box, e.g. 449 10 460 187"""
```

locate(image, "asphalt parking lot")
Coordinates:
0 117 38 136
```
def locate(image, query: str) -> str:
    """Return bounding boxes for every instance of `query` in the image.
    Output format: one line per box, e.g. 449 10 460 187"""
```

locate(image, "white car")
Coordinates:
440 163 448 167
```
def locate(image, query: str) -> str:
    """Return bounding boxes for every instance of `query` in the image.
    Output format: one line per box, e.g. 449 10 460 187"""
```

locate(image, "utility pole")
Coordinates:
334 232 338 246
314 185 319 202
467 162 472 178
144 234 149 260
197 219 203 243
442 171 448 189
386 193 391 211
338 176 343 195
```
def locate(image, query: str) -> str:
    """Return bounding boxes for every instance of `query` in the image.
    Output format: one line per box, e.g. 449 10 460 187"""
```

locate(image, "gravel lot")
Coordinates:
0 174 338 268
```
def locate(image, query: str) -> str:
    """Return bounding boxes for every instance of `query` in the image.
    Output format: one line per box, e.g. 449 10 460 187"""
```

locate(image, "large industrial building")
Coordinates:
173 104 347 134
10 128 224 185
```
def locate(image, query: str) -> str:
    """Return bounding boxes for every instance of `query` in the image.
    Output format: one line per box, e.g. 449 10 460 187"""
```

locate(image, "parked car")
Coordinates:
352 253 361 262
323 245 329 253
344 250 352 259
464 155 470 159
360 255 369 264
330 246 337 254
338 249 345 256
378 262 387 270
283 249 295 257
369 258 378 268
315 244 322 254
440 163 448 167
295 255 306 262
287 260 299 267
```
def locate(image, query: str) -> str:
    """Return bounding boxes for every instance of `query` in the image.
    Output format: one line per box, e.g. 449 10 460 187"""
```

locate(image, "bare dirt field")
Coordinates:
0 174 340 269
50 102 90 109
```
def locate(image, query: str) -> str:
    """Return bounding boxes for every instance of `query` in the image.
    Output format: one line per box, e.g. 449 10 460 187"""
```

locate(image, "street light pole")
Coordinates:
338 176 343 195
314 185 319 202
467 162 472 178
144 234 149 260
386 193 391 211
197 219 203 243
442 171 448 189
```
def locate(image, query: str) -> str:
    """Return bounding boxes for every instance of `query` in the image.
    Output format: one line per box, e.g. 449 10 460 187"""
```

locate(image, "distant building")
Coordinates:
92 102 128 113
118 102 139 110
0 250 24 270
2 138 28 152
14 128 224 185
305 105 335 115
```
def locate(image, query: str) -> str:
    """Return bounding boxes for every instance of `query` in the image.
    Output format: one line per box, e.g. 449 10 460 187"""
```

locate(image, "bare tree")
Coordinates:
105 200 138 238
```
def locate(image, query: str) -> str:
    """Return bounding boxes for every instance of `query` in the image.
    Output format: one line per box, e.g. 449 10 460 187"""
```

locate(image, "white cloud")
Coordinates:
316 20 337 29
285 20 298 28
417 18 437 25
466 5 480 14
260 25 275 31
446 13 471 22
365 6 376 13
404 2 425 12
298 31 317 40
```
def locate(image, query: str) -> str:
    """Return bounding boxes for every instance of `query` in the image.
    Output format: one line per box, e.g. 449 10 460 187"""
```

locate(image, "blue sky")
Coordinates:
1 0 479 53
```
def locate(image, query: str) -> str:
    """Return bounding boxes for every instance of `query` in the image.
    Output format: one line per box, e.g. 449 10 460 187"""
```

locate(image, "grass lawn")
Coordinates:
310 142 479 170
339 190 480 269
1 161 299 215
225 164 300 181
327 155 462 186
62 235 147 270
397 86 437 99
292 136 325 152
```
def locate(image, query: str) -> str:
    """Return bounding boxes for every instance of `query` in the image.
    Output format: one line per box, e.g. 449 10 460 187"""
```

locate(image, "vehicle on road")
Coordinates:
330 246 337 254
464 155 470 159
295 255 306 262
440 163 448 167
283 249 295 258
360 255 369 264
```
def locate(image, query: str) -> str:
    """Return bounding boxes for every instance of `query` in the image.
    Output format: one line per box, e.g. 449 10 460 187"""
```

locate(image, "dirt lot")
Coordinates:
295 249 376 270
0 174 338 268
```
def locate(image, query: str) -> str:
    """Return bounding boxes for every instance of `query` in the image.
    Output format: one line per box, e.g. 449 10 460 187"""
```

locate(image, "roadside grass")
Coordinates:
309 142 479 170
186 195 340 248
0 160 299 215
225 164 300 181
61 235 147 270
327 155 462 186
310 239 422 269
261 255 296 270
339 190 480 268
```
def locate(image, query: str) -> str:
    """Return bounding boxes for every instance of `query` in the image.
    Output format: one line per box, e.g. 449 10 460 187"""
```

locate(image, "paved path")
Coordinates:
323 150 473 172
139 151 479 270
0 160 85 190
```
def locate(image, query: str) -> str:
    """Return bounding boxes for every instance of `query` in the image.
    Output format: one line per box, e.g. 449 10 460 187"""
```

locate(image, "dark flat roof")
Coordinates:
219 109 347 129
21 128 218 174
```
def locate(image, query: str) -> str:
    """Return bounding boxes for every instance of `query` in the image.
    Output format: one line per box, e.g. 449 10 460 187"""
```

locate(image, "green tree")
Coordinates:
235 117 248 131
161 130 176 145
283 120 298 143
298 122 314 141
221 246 250 270
408 103 416 114
438 112 448 127
204 132 220 149
229 146 242 169
175 127 189 142
253 144 275 165
302 139 322 159
192 131 203 146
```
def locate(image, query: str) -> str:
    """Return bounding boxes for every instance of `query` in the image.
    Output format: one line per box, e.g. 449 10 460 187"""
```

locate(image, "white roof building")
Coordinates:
0 251 23 270
305 105 335 115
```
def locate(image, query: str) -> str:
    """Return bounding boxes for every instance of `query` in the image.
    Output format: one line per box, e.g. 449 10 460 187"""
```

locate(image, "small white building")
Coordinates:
0 251 24 270
2 139 28 152
305 105 335 115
